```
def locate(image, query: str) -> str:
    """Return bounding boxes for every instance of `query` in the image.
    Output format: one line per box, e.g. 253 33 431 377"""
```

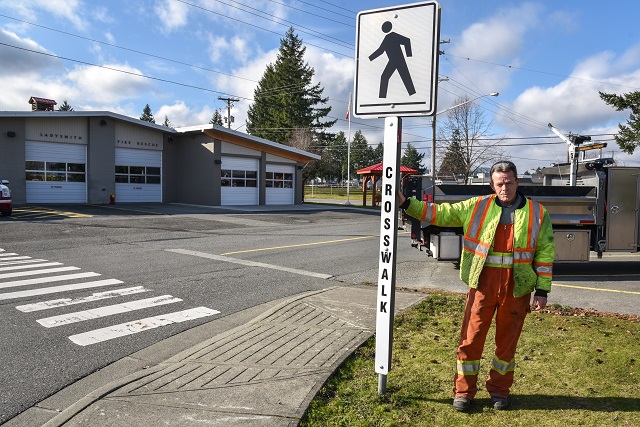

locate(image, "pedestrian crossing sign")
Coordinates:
354 1 441 118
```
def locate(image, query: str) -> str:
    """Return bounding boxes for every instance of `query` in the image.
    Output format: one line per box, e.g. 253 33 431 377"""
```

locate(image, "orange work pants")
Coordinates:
453 223 531 399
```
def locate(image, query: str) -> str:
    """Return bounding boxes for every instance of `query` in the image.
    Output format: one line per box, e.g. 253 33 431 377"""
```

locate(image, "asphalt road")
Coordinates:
1 203 639 424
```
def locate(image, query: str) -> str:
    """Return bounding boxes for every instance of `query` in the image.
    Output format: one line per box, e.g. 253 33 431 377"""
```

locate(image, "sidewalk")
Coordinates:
8 286 425 427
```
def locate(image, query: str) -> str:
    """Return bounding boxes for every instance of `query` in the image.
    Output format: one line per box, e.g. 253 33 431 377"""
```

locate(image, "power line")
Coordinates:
444 53 640 91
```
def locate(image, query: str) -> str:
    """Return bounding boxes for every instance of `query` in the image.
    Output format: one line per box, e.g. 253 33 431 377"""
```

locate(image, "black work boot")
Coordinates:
453 396 472 412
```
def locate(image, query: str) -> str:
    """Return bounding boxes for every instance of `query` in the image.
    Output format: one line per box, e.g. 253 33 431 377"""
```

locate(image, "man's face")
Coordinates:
490 170 519 205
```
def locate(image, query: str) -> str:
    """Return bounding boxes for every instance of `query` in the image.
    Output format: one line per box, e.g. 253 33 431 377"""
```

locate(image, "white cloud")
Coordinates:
0 29 60 76
66 63 153 104
153 0 189 33
445 3 544 102
0 0 87 31
495 43 640 169
156 101 214 127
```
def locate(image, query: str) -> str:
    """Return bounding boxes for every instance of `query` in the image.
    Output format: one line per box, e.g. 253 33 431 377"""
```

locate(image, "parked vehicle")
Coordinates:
403 125 640 263
0 180 12 216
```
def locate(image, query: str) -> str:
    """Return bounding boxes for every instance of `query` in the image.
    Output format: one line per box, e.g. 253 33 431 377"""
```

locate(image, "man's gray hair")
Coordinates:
490 160 518 178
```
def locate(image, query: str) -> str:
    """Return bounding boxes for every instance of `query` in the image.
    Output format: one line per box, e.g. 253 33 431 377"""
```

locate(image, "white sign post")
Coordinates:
353 1 441 394
375 117 402 394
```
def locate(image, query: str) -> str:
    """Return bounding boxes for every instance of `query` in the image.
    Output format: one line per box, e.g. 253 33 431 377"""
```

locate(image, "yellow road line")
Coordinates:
220 235 379 255
553 283 640 295
220 230 411 255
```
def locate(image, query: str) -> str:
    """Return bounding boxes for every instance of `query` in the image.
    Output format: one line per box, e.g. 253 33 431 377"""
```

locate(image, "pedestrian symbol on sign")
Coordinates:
368 21 416 99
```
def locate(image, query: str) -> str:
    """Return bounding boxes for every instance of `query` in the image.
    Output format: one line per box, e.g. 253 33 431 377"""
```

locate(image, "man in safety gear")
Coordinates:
398 160 555 412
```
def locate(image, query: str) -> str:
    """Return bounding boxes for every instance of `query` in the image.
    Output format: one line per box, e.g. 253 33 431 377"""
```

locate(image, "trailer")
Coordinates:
403 125 640 263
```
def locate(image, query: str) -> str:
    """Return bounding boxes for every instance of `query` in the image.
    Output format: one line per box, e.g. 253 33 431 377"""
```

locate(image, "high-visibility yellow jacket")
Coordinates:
404 193 555 297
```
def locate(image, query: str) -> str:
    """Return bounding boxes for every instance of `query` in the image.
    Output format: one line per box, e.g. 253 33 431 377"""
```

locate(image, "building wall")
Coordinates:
172 134 218 205
0 117 26 204
87 116 116 204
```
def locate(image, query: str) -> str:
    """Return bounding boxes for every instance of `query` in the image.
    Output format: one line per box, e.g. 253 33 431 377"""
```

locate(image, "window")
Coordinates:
266 171 293 188
26 161 86 182
221 169 257 187
115 166 161 184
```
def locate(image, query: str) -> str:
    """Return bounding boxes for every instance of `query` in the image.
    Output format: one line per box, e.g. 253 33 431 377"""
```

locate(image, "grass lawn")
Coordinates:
305 186 365 201
300 291 640 427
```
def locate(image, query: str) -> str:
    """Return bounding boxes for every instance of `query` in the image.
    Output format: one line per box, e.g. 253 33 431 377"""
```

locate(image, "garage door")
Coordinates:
221 157 259 205
25 141 87 203
115 148 162 202
266 165 295 205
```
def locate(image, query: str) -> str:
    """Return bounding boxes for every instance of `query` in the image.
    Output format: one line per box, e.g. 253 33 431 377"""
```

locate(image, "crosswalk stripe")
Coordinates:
0 266 79 280
37 295 183 328
0 279 124 301
0 253 19 257
0 262 62 272
0 256 33 262
0 272 101 290
16 286 149 312
0 259 47 266
69 307 220 346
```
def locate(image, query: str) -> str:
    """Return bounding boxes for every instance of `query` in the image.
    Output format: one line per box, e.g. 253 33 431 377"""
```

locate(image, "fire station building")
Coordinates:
0 108 320 206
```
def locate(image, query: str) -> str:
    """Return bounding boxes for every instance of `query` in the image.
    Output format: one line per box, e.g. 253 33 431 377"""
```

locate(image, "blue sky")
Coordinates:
1 0 640 172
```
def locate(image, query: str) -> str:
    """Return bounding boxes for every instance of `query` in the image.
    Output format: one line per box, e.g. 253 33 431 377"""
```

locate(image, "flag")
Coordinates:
345 94 351 120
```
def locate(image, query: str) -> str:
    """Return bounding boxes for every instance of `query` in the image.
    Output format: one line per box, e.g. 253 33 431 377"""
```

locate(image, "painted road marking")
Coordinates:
0 280 124 301
16 286 149 312
553 283 640 295
0 259 49 266
220 235 379 255
0 262 62 272
69 307 220 346
0 256 34 262
37 295 182 328
0 279 124 301
0 272 102 290
0 266 80 280
167 248 333 279
0 253 19 257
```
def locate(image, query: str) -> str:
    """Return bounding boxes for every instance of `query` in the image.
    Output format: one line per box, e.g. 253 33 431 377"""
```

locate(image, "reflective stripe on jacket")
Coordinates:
405 193 555 297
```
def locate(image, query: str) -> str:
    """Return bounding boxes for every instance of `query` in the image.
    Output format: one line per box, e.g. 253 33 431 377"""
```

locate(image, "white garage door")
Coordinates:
266 165 295 205
25 141 87 203
115 148 162 202
221 157 259 206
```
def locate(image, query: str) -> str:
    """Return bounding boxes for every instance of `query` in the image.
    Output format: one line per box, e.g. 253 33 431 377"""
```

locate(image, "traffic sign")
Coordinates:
354 1 441 118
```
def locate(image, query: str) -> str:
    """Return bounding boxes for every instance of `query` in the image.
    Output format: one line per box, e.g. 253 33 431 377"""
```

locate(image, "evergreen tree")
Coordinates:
140 104 155 123
401 142 425 173
246 27 336 147
438 130 467 178
349 130 370 172
325 131 348 182
162 115 172 127
599 90 640 154
209 109 224 126
371 142 384 165
57 100 74 111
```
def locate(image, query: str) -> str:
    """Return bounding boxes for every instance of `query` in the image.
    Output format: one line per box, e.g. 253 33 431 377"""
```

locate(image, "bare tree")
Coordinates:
437 95 502 182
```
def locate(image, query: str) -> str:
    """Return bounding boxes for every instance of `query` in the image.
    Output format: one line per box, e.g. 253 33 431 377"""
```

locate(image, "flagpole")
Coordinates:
345 92 352 206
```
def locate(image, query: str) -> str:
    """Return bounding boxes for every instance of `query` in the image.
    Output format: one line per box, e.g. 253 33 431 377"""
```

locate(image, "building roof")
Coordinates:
357 162 418 175
0 110 177 132
177 124 321 163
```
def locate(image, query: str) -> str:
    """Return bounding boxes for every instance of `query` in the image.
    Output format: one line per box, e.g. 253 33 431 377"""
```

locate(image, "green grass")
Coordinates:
300 292 640 427
305 185 365 201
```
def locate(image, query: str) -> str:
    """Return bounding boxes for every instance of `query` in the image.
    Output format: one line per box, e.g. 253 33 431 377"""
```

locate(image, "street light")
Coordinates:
430 91 499 188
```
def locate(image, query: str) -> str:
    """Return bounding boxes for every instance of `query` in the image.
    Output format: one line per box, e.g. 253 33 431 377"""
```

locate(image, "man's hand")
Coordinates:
532 296 547 311
397 190 406 205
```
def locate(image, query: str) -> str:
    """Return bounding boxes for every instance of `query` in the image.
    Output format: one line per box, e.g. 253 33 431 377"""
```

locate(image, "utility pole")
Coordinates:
218 96 239 129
